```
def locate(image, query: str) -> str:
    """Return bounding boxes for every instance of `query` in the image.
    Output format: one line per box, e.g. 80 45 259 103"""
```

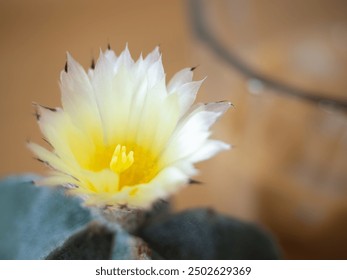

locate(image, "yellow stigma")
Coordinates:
110 144 134 174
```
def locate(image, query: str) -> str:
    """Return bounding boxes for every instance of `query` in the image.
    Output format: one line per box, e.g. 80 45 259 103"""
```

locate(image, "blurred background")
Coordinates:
1 0 347 259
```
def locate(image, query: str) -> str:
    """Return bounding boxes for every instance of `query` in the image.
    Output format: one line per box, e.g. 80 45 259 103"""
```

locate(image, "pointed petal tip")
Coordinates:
227 101 235 108
42 137 53 148
34 157 46 164
40 105 57 112
217 100 234 107
26 140 36 150
188 179 203 185
150 45 162 58
65 52 77 72
206 100 234 110
155 45 161 53
121 43 131 55
32 102 58 113
65 51 72 59
216 141 232 151
32 103 41 121
65 52 73 64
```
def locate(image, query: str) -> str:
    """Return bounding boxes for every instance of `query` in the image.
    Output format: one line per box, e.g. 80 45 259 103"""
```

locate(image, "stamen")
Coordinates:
110 144 134 174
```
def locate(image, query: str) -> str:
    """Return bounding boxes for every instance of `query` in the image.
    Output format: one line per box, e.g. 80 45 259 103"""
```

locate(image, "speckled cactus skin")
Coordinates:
0 175 281 260
0 175 138 260
0 174 92 259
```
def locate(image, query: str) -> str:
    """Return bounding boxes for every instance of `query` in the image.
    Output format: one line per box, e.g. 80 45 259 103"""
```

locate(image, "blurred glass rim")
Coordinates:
188 0 347 113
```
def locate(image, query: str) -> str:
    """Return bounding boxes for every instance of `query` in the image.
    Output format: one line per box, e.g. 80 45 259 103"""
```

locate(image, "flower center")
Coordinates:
81 142 159 189
108 143 159 189
109 144 134 174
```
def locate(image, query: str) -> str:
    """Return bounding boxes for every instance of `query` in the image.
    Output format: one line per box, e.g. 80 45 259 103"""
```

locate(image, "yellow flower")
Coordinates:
28 46 231 209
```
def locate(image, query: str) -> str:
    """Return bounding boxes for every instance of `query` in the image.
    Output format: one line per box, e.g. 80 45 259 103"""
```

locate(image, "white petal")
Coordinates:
159 101 231 167
83 169 119 193
28 142 76 175
146 55 165 89
131 79 179 153
34 106 74 162
167 68 193 93
108 165 190 209
104 49 117 63
35 172 79 187
172 79 204 117
133 159 198 208
132 54 145 78
60 53 103 144
92 50 134 144
204 101 232 114
188 140 230 163
35 105 96 169
131 47 160 80
113 44 134 72
143 46 161 65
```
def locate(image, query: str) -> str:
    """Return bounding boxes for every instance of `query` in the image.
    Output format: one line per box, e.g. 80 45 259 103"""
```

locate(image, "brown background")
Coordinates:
1 0 347 259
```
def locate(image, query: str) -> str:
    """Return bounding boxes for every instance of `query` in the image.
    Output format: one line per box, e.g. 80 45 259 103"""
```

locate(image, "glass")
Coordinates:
186 0 347 259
